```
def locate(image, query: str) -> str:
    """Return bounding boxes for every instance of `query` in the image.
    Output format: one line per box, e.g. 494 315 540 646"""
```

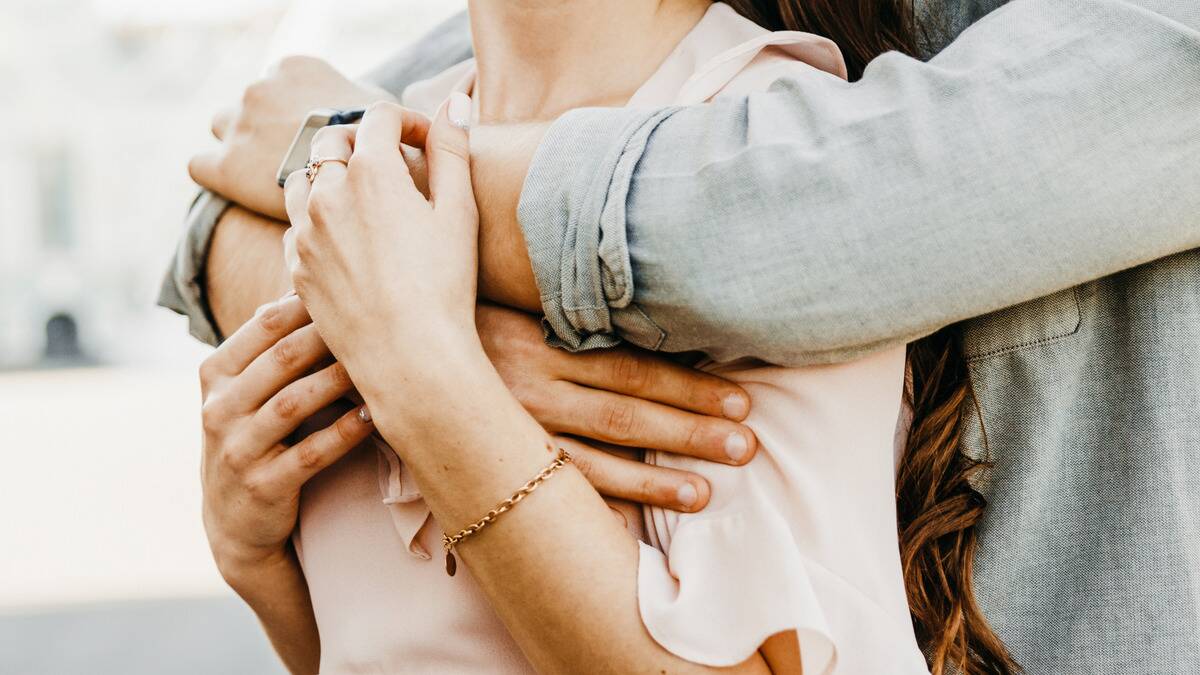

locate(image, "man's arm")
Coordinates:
505 0 1200 365
206 206 292 333
157 11 473 343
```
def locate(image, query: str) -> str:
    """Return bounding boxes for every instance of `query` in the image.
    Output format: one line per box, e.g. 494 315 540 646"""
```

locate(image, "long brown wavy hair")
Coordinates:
721 1 1020 672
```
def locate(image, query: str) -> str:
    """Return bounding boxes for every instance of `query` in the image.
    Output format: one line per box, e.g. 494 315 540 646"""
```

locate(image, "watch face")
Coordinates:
276 109 338 187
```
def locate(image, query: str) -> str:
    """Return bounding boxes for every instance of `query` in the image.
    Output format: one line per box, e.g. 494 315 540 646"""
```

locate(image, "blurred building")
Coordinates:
0 0 462 370
0 0 290 368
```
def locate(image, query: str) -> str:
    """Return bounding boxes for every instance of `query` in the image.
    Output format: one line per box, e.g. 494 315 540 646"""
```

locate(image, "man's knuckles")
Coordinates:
273 54 330 79
187 152 221 189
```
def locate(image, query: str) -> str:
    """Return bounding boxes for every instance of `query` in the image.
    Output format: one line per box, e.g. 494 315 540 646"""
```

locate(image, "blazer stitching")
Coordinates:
965 288 1083 363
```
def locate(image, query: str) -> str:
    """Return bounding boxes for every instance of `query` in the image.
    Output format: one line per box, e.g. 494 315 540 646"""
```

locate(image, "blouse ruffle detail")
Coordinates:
637 509 837 673
374 440 434 560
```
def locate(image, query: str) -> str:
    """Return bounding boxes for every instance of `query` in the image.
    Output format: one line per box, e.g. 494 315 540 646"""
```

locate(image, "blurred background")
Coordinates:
0 0 462 672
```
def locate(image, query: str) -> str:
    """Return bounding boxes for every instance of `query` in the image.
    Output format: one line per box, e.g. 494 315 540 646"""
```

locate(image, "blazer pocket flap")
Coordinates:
963 287 1081 362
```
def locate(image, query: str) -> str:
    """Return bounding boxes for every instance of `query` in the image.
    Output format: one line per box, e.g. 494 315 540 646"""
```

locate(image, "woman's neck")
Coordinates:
469 0 712 122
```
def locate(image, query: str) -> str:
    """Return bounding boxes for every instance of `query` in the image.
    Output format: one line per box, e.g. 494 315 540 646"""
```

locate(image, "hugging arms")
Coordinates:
169 2 1200 667
177 0 1200 365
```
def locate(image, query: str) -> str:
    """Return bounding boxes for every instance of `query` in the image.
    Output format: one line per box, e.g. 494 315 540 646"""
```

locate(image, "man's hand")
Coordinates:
477 303 756 512
189 55 397 221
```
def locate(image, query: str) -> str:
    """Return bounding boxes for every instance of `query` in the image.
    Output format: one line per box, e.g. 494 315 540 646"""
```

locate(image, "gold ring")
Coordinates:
305 157 348 184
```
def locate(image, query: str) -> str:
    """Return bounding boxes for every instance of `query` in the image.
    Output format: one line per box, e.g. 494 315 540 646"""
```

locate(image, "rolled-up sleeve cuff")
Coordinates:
517 105 680 352
156 190 230 347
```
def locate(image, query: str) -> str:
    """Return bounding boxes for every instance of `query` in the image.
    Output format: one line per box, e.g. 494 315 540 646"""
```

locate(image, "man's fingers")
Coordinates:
565 348 751 421
271 405 375 487
251 362 356 447
428 92 476 224
211 107 236 141
187 151 222 192
234 322 332 412
205 293 311 378
556 437 711 513
539 384 757 466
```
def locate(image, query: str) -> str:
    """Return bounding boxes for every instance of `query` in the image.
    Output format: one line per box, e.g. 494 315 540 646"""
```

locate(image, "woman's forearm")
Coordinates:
221 546 321 675
285 102 777 672
360 335 771 674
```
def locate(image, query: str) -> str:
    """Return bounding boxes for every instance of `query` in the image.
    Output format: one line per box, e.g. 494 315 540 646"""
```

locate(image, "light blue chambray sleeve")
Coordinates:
157 11 474 346
517 0 1200 366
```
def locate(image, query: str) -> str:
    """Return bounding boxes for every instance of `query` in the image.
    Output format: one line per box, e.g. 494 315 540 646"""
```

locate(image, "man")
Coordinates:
164 0 1200 672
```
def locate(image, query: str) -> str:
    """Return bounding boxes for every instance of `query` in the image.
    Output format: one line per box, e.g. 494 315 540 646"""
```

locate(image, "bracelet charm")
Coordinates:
442 445 572 577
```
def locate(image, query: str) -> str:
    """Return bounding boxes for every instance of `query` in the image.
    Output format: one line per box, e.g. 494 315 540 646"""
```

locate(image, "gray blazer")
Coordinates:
161 2 1200 672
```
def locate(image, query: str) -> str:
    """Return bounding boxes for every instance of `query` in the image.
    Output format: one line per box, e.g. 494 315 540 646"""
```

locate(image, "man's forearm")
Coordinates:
514 0 1200 365
203 128 541 336
206 206 291 336
472 123 546 313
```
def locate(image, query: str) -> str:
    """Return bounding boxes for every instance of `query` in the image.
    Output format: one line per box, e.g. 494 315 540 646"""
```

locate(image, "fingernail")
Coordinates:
724 432 749 463
722 392 749 420
676 482 699 508
447 92 471 130
357 406 372 424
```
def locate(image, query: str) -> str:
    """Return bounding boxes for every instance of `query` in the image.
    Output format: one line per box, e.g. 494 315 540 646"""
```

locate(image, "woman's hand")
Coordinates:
284 99 761 511
285 99 479 397
190 56 399 221
283 99 774 672
198 292 375 673
199 292 375 577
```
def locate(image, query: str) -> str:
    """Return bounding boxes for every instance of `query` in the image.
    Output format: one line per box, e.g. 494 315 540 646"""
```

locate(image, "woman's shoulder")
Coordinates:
671 3 848 105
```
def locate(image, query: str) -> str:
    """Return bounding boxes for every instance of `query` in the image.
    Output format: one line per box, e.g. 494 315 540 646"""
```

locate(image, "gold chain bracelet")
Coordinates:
442 445 573 577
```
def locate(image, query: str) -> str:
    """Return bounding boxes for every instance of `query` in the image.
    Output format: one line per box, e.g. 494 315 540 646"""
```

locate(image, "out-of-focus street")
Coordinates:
0 597 285 675
0 365 214 610
0 364 292 673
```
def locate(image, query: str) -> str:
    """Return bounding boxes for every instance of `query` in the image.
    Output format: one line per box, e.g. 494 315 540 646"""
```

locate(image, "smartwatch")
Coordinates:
275 108 367 187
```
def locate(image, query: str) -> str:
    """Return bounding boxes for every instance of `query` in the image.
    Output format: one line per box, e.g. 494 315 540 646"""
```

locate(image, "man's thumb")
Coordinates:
427 92 475 215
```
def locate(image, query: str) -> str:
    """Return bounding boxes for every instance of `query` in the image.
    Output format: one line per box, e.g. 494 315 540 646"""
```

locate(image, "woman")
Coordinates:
201 1 1016 673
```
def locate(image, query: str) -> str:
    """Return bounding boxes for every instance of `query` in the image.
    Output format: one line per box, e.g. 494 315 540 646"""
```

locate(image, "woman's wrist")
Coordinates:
363 333 502 435
218 544 303 603
348 314 490 400
216 542 321 674
213 539 292 588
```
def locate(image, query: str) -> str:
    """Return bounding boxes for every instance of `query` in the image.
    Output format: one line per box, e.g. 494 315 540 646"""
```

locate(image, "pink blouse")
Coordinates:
294 4 928 673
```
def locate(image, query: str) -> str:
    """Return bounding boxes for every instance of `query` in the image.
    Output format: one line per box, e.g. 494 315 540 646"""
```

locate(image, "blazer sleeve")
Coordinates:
516 0 1200 365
